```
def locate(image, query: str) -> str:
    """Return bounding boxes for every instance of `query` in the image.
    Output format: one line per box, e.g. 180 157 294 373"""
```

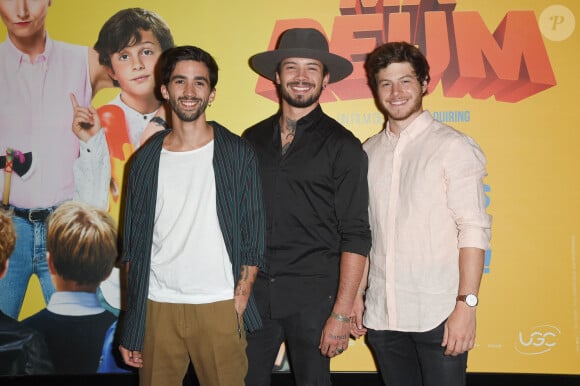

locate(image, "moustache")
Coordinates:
178 97 203 103
287 81 315 88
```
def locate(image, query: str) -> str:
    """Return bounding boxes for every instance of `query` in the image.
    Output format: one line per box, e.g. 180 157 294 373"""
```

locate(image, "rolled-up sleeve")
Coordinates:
241 147 266 271
334 137 372 257
444 135 492 250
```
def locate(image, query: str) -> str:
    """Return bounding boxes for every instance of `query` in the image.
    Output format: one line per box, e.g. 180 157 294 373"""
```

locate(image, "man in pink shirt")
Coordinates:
351 42 492 386
0 0 111 319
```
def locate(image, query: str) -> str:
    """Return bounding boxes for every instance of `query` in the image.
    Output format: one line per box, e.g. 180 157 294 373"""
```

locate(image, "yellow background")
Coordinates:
2 0 578 374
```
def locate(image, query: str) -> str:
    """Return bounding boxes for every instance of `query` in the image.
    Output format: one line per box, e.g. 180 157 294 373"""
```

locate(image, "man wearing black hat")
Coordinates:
243 28 371 386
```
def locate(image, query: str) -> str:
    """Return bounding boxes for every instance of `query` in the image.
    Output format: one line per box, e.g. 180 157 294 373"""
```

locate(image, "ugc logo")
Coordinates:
515 325 560 355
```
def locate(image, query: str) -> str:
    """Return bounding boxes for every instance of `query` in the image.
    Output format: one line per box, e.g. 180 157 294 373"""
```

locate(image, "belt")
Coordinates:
2 205 57 222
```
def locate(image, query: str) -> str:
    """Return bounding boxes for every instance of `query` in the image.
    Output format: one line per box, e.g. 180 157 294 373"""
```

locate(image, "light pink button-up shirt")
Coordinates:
363 111 491 332
0 34 92 208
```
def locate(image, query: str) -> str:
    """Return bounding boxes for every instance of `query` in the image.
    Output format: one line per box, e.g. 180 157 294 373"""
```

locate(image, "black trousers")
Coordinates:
245 296 334 386
367 320 468 386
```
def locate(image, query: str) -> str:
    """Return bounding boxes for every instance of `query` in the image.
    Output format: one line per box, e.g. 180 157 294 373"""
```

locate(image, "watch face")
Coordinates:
466 294 478 307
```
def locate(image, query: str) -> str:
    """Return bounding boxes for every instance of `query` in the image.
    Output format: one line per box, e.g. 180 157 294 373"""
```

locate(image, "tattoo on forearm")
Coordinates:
235 266 252 297
235 286 248 296
239 266 249 281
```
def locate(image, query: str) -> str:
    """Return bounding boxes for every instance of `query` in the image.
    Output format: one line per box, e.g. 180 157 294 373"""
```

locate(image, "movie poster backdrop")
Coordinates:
1 0 578 375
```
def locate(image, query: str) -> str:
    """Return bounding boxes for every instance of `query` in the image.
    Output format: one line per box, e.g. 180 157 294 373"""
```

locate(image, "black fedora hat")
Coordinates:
250 28 353 84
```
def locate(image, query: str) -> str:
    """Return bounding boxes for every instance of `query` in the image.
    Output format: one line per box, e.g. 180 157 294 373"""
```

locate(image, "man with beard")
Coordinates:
243 28 371 386
117 46 266 386
350 42 492 386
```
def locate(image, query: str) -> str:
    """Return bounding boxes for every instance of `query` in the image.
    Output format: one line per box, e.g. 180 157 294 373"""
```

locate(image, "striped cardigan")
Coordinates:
119 122 266 351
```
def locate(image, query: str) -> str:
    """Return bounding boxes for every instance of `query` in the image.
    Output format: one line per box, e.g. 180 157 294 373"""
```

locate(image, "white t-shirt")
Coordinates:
148 140 235 304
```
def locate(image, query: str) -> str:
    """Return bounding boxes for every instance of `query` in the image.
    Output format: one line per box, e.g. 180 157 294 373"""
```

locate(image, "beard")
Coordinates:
169 96 208 122
279 81 323 108
384 94 423 122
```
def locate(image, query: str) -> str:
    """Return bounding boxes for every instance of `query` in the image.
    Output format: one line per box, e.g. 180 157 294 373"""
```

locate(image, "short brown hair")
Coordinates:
47 202 117 286
95 8 174 69
0 210 16 273
365 42 431 94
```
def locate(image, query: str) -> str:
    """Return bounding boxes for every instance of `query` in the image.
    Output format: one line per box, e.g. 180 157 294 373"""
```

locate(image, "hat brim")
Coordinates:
250 48 353 84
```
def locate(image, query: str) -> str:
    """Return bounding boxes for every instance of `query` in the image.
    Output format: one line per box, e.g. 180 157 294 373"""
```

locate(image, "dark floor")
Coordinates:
2 372 579 386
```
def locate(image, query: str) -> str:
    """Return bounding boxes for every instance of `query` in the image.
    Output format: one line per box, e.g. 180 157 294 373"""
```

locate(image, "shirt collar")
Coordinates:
298 104 324 128
46 291 106 316
4 32 51 71
272 104 324 143
385 110 434 141
113 93 161 121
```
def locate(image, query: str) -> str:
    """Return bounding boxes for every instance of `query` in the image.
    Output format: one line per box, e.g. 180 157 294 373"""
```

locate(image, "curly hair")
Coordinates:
365 42 430 94
0 209 16 274
159 45 219 89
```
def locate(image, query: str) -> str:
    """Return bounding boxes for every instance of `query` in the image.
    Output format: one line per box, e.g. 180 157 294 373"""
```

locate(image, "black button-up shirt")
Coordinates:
243 105 371 318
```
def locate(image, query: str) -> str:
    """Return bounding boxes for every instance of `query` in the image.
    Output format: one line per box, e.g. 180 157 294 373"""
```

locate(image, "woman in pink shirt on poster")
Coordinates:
0 0 111 319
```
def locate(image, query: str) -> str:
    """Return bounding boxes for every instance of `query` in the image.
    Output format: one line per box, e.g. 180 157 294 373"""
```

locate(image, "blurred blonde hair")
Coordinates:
47 201 118 286
0 209 16 273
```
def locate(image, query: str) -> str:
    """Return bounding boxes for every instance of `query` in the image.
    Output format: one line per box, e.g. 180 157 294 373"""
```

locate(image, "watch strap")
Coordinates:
456 294 478 307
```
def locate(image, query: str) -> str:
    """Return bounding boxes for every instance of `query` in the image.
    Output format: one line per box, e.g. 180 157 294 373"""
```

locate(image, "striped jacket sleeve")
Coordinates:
118 131 166 351
213 123 266 332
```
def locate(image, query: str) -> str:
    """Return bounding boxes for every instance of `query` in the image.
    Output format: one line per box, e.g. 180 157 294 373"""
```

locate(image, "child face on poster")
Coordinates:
0 0 50 43
106 29 163 108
